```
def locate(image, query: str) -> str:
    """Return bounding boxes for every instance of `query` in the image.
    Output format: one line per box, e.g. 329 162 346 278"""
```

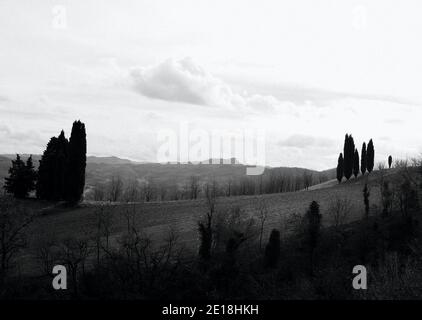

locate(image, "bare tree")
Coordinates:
226 178 233 197
327 196 352 229
198 180 218 261
158 183 168 201
303 170 313 191
57 237 91 297
34 234 58 276
0 197 34 281
257 199 268 249
123 179 141 203
108 175 123 202
93 205 114 264
143 177 155 202
93 183 106 201
189 175 200 200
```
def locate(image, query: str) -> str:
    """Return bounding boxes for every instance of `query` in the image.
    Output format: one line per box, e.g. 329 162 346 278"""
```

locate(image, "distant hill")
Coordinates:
0 154 336 191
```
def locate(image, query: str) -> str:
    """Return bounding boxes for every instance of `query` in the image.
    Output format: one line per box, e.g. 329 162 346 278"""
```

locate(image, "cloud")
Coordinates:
130 57 288 113
0 95 9 103
278 134 335 149
0 124 45 152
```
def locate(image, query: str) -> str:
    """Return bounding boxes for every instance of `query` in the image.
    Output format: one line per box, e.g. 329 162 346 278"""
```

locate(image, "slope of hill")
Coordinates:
20 169 387 272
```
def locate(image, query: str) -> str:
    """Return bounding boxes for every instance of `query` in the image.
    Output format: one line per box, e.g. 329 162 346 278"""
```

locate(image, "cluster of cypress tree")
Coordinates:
36 120 87 203
336 134 375 183
343 134 355 180
3 155 37 198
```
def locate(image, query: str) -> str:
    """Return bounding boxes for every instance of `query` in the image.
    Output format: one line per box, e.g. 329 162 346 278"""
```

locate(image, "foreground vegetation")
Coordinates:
0 160 421 299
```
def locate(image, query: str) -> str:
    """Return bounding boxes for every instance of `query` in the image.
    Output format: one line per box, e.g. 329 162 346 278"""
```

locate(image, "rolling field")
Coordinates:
18 170 392 277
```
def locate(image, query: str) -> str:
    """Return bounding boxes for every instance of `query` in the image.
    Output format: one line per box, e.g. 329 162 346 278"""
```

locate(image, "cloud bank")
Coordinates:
130 57 289 113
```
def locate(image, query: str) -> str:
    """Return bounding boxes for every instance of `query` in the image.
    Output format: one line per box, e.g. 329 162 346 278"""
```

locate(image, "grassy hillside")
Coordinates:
2 165 421 300
20 169 384 269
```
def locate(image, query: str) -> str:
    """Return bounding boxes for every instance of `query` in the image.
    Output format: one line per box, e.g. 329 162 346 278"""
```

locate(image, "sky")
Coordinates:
1 0 422 170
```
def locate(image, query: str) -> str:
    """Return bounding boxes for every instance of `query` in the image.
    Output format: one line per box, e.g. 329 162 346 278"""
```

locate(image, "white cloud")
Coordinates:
130 57 290 114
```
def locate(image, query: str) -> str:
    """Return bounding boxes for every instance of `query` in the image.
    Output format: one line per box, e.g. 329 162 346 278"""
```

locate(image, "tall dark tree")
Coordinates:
305 201 321 276
363 183 370 219
343 134 355 180
367 139 375 173
36 131 69 200
361 142 367 175
353 149 360 178
3 155 36 198
66 121 87 203
336 153 344 183
24 156 37 194
388 155 393 169
264 229 281 268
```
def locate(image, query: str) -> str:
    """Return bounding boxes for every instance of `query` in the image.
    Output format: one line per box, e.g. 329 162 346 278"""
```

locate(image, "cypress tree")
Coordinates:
336 153 344 183
36 137 57 200
264 229 281 268
36 131 69 200
66 120 87 203
353 149 360 178
4 155 27 198
363 183 370 219
361 142 367 175
343 134 355 180
367 139 375 173
305 201 321 276
54 131 69 200
24 155 37 195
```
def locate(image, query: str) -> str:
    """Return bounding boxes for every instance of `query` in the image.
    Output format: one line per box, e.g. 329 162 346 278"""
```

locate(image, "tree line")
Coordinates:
88 168 328 203
3 120 87 204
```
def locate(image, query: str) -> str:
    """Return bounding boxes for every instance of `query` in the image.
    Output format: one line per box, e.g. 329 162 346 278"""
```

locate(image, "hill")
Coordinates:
19 168 388 271
4 165 422 300
0 154 336 195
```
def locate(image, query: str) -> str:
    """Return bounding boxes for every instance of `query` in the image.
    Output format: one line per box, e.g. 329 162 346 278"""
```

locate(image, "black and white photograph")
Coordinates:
1 0 422 316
